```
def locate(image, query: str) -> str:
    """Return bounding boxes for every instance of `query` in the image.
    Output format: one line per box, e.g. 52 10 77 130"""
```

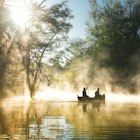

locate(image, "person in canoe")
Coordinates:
82 87 88 97
95 88 101 97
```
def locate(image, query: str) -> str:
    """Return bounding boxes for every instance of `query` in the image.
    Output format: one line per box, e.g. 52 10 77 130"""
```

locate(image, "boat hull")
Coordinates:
77 94 105 102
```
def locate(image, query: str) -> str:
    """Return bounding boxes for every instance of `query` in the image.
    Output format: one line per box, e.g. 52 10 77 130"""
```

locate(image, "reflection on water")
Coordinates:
0 100 140 139
78 101 105 113
29 116 73 139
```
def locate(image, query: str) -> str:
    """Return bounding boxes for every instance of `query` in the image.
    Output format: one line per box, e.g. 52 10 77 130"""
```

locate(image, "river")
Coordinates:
0 100 140 140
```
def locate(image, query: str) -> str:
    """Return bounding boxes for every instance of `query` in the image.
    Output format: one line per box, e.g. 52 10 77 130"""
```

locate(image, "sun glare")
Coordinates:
11 6 31 29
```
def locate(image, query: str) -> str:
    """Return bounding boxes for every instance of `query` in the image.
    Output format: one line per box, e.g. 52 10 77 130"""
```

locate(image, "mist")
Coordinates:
31 55 140 102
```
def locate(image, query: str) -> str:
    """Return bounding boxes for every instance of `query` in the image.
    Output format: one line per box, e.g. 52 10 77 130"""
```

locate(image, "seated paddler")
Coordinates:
82 87 88 97
95 88 101 97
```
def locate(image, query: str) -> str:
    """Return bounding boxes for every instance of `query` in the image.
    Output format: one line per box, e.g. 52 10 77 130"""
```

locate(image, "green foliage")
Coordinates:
26 1 73 97
64 38 88 64
88 0 140 74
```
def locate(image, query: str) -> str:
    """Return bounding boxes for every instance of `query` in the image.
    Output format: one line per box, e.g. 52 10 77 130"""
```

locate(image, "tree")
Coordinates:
0 0 73 98
0 0 16 93
26 1 73 97
87 0 140 91
56 38 89 90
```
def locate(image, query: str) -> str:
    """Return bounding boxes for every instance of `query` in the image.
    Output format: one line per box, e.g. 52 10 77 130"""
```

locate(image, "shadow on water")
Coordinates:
0 99 140 139
78 101 105 113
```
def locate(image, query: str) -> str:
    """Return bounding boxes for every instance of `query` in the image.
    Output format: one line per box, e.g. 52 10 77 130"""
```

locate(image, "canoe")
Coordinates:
77 94 105 102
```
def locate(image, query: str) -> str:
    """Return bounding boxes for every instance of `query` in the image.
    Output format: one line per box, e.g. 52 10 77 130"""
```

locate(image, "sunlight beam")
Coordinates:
11 7 31 28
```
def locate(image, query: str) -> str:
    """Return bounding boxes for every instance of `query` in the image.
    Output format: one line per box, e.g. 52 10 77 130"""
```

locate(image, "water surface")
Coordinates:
0 100 140 140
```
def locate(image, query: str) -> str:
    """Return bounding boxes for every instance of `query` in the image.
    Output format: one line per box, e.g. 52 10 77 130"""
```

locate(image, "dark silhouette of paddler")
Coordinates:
95 88 100 97
82 87 88 97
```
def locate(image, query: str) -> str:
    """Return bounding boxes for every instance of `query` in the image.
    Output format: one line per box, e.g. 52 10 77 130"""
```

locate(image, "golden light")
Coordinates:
10 6 32 29
107 93 140 103
34 87 77 101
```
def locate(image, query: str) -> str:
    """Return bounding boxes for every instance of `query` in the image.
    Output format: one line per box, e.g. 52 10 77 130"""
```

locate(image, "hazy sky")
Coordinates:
7 0 91 39
67 0 90 39
48 0 91 39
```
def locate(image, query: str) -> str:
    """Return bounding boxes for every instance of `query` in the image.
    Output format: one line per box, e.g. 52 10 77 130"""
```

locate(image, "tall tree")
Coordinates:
0 0 16 93
26 1 73 97
0 0 73 98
